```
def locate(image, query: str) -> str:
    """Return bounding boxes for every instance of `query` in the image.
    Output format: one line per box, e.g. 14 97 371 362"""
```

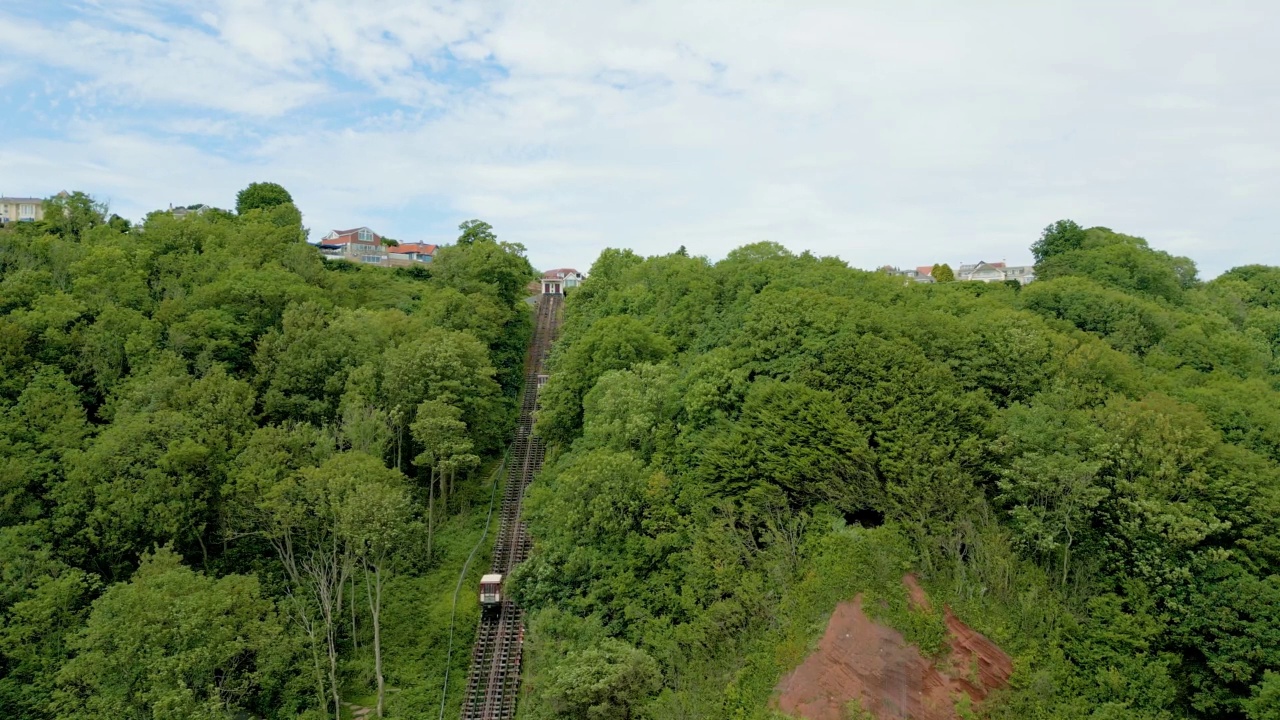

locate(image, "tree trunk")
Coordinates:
395 416 403 471
366 561 386 717
292 592 329 712
427 467 435 558
309 535 350 720
1061 525 1073 587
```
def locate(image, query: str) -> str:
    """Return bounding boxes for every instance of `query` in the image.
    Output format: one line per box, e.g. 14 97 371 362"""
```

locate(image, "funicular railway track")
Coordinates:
460 294 559 720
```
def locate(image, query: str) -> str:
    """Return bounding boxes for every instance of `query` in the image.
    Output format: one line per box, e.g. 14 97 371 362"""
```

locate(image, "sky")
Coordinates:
3 1 1278 277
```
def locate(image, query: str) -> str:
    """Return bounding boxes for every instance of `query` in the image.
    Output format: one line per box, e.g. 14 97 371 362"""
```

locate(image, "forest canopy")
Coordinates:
517 224 1280 719
6 196 1280 720
0 190 535 719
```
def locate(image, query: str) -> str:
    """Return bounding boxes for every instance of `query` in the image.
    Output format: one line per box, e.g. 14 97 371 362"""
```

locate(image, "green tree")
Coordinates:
0 523 98 716
995 393 1110 585
931 263 955 282
229 451 402 718
53 547 304 720
0 366 89 527
52 362 254 576
42 191 107 241
337 475 412 718
106 214 131 233
1035 227 1196 303
700 379 879 510
380 326 506 457
537 316 672 444
411 399 479 556
580 363 678 459
430 237 536 309
456 219 497 245
540 638 661 720
235 182 294 215
1246 671 1280 720
1032 219 1087 264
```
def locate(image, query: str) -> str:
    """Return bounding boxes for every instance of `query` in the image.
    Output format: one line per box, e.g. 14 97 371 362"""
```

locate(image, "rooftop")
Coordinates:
541 267 581 279
391 243 438 255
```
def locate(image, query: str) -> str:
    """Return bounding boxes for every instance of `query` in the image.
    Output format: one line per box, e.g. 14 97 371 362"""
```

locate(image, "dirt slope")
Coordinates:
774 576 1012 720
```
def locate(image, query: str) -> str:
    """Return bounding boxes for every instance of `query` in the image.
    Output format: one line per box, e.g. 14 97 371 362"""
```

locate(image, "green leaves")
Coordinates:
699 379 877 510
537 315 671 445
456 218 497 245
53 547 303 720
538 638 661 720
430 233 535 308
520 231 1280 720
234 182 294 215
1031 219 1087 264
0 192 543 717
1034 225 1197 303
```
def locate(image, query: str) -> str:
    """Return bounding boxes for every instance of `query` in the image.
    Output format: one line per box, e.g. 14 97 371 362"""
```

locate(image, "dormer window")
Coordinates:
358 228 372 242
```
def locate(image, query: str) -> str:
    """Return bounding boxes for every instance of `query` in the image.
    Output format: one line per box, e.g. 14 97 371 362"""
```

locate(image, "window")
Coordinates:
358 228 372 242
19 203 36 219
361 255 383 264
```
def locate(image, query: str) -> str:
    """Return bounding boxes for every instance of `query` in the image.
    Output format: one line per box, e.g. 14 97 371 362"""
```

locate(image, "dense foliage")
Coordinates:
236 182 295 216
0 193 535 719
517 227 1280 719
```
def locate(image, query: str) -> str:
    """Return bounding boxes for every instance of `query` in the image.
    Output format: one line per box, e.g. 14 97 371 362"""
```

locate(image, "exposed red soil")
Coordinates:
774 576 1012 720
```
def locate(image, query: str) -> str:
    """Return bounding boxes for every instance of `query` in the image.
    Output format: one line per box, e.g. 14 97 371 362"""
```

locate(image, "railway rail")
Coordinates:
460 294 560 720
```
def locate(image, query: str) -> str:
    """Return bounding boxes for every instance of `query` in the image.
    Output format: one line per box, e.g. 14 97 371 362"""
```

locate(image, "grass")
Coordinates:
341 458 505 719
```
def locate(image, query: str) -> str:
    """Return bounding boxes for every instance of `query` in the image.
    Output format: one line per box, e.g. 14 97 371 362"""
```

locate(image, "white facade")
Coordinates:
541 268 584 294
956 261 1036 284
0 197 43 223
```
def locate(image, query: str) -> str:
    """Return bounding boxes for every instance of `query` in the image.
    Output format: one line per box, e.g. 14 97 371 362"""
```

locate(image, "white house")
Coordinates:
885 260 1037 285
0 197 44 223
541 268 584 294
956 261 1036 285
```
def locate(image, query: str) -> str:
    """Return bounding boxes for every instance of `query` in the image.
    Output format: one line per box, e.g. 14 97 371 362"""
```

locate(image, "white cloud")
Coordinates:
4 1 1280 276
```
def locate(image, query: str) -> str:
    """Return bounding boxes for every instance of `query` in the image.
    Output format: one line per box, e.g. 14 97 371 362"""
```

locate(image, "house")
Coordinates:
883 260 1036 286
883 266 935 283
540 268 584 294
1003 265 1036 284
0 197 45 223
958 261 1007 283
316 227 389 265
388 242 437 266
169 204 210 219
956 261 1036 285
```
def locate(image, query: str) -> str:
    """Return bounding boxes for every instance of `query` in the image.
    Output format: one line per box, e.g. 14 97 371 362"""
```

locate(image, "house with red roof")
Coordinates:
315 227 436 267
388 242 438 266
540 268 583 294
317 227 386 264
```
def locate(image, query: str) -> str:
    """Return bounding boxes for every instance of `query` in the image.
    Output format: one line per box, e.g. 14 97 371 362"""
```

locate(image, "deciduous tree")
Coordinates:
235 182 294 215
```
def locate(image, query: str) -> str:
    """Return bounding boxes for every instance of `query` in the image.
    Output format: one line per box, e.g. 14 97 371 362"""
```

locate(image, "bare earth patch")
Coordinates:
774 576 1012 720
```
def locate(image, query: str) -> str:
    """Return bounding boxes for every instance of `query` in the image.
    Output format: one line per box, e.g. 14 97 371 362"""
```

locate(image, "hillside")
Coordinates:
514 226 1280 719
5 198 1280 720
0 190 536 719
